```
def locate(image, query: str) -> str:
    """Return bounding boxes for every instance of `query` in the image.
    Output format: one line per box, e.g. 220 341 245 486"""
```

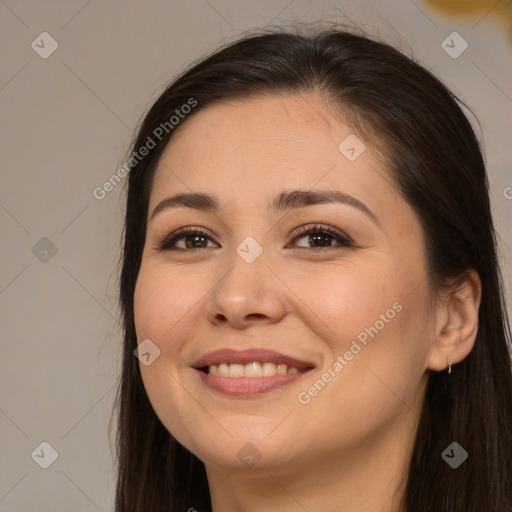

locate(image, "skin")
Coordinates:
133 93 481 512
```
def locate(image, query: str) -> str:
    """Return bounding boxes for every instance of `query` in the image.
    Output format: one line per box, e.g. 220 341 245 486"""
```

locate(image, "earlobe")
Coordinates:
426 269 482 372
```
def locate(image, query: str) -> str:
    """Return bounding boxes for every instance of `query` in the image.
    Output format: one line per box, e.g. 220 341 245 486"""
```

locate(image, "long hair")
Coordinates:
113 25 512 511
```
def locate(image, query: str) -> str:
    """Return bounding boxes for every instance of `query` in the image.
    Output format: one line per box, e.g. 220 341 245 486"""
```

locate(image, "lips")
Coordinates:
191 348 317 396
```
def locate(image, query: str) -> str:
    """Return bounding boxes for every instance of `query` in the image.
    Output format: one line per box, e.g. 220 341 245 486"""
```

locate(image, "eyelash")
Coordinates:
154 224 355 253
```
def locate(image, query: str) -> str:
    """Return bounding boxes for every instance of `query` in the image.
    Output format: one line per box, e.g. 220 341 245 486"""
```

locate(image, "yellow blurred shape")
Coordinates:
423 0 512 36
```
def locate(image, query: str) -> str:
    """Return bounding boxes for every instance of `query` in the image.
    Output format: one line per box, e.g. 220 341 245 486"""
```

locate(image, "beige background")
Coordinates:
1 0 511 510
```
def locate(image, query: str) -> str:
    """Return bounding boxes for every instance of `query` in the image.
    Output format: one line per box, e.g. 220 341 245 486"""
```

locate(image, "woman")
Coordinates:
113 25 512 511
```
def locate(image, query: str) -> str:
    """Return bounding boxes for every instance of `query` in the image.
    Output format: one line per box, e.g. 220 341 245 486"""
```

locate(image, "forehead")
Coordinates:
151 93 391 204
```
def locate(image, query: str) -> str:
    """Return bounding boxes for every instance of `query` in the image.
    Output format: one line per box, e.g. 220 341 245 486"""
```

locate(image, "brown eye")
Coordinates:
289 225 354 251
156 228 218 251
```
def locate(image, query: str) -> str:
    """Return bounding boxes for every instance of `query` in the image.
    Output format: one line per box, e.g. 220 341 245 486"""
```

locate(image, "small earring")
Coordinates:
447 361 452 374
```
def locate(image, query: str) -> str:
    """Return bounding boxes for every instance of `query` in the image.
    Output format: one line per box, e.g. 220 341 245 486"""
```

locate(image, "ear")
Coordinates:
427 269 482 372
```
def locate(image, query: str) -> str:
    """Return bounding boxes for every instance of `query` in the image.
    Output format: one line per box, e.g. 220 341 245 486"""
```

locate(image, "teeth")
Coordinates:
277 364 288 375
245 362 262 377
262 362 276 376
218 363 229 377
208 362 304 377
229 364 244 377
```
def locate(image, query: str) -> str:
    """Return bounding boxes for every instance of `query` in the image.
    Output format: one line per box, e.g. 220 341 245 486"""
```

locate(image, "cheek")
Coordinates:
287 259 402 351
133 265 200 343
291 257 430 399
133 267 201 443
295 295 429 449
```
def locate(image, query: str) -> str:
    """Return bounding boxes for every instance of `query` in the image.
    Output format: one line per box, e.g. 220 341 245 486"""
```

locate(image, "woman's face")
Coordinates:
133 93 435 476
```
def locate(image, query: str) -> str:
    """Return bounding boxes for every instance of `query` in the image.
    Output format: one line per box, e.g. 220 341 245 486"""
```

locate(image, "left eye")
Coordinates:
155 225 354 251
290 226 354 250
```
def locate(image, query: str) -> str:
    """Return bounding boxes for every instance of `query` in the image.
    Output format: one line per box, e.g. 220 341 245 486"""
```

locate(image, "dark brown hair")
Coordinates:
113 25 512 511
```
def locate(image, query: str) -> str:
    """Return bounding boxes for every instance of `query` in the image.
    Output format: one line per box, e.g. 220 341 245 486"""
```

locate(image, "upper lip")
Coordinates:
192 348 316 370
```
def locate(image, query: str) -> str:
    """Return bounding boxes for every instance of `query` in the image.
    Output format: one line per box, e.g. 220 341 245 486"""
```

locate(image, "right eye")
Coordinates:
155 227 218 251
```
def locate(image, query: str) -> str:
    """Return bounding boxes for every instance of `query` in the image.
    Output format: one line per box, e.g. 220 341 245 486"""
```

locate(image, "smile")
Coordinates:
191 348 316 396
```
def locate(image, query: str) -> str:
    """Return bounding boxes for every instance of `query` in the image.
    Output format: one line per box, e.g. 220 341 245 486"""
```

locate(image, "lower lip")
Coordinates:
194 368 313 396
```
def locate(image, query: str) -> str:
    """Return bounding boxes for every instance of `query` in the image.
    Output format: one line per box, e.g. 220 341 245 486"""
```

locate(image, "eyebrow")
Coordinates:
149 189 379 225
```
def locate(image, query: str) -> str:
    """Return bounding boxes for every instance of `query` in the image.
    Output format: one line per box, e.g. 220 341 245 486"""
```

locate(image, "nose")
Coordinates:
204 248 287 329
